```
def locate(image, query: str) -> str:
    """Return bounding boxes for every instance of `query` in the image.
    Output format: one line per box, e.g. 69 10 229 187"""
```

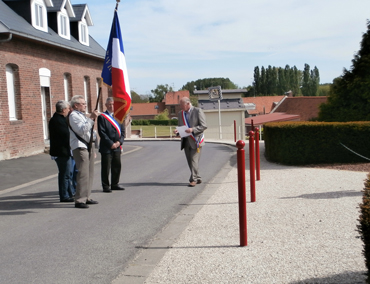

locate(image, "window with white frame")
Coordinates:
79 22 89 46
58 9 70 39
31 0 48 32
6 65 17 120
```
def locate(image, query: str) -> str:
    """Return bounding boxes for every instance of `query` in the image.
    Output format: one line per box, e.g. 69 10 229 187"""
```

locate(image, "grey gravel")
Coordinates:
143 143 368 284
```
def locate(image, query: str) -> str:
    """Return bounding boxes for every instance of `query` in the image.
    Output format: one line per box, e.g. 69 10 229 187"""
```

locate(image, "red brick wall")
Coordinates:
0 36 108 160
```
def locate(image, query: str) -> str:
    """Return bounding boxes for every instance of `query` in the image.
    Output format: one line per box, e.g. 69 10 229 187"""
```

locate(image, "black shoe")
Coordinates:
60 197 74 202
197 180 202 184
103 188 112 193
112 186 125 190
86 199 98 205
75 203 89 209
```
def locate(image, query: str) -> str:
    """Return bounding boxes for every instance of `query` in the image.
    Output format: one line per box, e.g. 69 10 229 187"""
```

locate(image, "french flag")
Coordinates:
101 10 131 123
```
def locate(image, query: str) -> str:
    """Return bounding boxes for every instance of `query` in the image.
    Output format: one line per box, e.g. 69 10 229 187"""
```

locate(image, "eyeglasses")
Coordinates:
77 102 87 105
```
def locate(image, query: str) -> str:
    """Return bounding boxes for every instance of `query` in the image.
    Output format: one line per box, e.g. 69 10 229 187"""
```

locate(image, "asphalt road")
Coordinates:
0 140 235 284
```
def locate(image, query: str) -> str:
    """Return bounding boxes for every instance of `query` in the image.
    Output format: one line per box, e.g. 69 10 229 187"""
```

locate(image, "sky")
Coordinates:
84 0 370 95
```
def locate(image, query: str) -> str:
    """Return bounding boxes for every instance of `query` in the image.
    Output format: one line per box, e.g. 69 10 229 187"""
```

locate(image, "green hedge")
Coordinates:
264 121 370 165
358 174 370 283
131 119 178 126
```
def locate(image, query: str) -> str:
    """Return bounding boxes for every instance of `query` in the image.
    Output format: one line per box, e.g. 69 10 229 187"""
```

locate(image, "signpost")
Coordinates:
208 86 223 139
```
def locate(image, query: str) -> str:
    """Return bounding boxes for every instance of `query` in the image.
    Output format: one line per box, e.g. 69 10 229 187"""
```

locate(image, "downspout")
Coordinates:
0 33 12 42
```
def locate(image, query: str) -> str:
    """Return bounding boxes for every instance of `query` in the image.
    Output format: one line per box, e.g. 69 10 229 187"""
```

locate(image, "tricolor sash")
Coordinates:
101 112 122 150
181 110 204 151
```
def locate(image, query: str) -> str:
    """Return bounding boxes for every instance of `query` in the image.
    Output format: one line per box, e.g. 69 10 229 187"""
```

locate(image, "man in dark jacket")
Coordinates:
98 97 125 192
49 100 75 202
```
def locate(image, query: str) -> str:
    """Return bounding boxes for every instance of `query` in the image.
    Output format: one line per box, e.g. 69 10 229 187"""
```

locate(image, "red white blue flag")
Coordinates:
101 10 131 123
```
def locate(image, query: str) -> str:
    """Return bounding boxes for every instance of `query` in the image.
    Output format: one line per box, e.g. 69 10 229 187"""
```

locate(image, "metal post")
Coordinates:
249 131 256 202
255 128 260 181
218 99 222 139
234 120 236 142
236 140 247 246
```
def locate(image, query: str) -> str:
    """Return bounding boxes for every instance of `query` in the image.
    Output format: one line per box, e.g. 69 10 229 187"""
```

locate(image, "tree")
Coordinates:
149 84 174 102
291 66 301 96
260 66 266 95
301 63 311 96
317 84 331 97
277 67 286 95
253 66 260 95
131 90 146 103
181 78 238 96
309 66 320 96
319 21 370 121
154 109 169 120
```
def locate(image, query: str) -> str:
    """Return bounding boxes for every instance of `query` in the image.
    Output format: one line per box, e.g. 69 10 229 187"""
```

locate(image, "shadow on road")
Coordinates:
0 191 71 215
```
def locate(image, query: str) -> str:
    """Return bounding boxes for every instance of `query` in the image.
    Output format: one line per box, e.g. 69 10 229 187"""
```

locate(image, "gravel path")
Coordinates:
144 150 368 284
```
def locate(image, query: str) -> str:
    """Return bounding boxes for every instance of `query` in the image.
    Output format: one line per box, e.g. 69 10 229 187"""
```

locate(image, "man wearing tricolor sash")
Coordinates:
98 97 125 193
176 97 207 187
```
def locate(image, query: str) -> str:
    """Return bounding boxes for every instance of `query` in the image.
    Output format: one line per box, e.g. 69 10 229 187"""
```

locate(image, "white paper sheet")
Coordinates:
176 125 191 137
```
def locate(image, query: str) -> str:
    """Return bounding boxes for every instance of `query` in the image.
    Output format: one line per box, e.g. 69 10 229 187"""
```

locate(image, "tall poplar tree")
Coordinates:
253 66 261 95
301 63 311 96
260 66 267 95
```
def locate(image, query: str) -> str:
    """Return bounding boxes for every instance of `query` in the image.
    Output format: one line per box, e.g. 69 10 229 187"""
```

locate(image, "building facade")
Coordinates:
0 0 108 160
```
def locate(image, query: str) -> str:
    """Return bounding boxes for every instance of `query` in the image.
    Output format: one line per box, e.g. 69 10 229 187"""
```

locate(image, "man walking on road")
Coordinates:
176 97 207 187
69 95 99 209
49 100 75 202
98 97 125 192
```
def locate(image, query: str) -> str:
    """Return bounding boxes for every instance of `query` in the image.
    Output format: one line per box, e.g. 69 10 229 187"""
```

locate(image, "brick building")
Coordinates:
0 0 108 160
130 90 189 120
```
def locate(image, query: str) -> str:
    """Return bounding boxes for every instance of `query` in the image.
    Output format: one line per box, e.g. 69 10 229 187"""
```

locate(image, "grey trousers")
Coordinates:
184 139 202 182
72 147 95 203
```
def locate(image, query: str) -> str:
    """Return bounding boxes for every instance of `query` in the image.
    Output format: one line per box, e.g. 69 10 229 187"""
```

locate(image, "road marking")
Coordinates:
0 146 142 196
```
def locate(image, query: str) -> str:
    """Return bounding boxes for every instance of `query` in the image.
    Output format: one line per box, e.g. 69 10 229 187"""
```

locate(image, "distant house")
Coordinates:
129 102 166 120
0 0 108 160
195 89 247 140
130 90 189 120
245 113 300 133
243 96 285 117
246 96 327 136
163 90 189 119
271 96 327 121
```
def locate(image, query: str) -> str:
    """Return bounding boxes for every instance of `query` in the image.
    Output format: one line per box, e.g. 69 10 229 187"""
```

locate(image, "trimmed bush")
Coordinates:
264 121 370 165
358 174 370 283
131 119 178 126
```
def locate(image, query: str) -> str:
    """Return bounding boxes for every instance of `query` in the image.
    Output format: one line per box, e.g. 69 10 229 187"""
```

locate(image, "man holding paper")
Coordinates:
175 97 207 187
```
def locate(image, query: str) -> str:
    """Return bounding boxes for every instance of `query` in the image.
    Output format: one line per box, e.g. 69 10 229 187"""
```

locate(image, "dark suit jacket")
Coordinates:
49 112 71 157
178 106 207 150
97 111 125 154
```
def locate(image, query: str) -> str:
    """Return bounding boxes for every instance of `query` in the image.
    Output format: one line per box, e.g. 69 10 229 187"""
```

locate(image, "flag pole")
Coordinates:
88 0 121 154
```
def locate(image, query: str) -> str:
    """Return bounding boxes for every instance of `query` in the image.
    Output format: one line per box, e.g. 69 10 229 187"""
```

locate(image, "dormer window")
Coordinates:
79 22 89 45
31 0 48 32
58 9 70 39
55 1 74 40
71 4 93 46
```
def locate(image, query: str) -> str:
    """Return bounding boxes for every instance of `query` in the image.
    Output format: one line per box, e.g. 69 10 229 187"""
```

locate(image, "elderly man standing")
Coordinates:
98 97 125 192
69 95 99 209
176 97 207 187
49 100 75 202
